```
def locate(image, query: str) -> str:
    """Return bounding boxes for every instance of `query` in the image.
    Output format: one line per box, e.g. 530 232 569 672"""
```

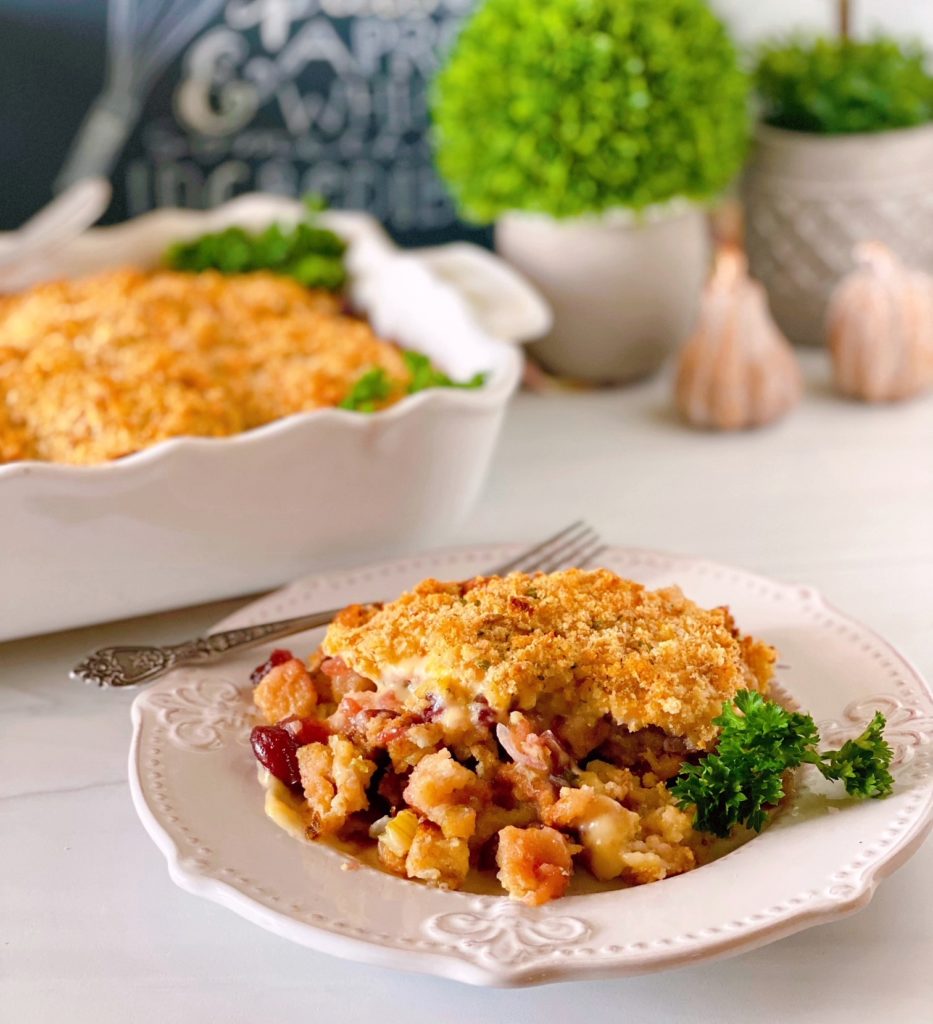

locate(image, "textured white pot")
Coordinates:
495 206 710 382
743 122 933 346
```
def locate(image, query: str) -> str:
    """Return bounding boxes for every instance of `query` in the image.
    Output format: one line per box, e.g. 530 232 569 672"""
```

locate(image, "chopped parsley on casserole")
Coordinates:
250 569 777 904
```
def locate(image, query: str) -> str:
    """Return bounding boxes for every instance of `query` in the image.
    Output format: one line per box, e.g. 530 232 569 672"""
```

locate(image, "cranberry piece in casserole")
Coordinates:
250 648 295 685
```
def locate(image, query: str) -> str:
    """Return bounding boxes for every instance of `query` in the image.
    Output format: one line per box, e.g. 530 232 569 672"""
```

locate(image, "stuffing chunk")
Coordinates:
643 804 694 846
254 659 318 722
547 783 697 883
386 721 444 771
617 839 696 885
547 787 640 881
573 760 635 802
297 736 376 836
403 749 487 839
471 803 538 850
405 821 470 889
495 826 575 906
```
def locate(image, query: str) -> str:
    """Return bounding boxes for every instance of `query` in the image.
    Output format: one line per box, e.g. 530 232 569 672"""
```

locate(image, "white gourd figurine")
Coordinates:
828 242 933 402
675 247 802 430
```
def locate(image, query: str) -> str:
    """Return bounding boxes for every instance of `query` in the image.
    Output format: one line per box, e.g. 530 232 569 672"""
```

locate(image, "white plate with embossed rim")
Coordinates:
129 544 933 987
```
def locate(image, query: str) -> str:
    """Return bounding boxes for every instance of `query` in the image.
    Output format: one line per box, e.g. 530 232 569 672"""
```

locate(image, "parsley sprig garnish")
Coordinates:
402 351 485 393
339 352 486 412
165 195 347 291
338 368 393 412
670 691 894 838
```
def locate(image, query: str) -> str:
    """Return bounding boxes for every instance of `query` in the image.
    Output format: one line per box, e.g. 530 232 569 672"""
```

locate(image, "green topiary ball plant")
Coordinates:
431 0 749 222
756 37 933 135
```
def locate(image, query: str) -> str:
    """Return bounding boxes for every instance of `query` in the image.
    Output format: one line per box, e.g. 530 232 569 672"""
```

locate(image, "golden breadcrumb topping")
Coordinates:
0 267 409 465
323 568 775 749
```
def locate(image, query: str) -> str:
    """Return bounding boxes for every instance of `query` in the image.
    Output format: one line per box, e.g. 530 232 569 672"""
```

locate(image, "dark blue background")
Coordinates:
0 0 489 247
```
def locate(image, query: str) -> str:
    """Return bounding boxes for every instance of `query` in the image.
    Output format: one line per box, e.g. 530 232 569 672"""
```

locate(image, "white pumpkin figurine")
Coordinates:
675 246 802 430
828 242 933 402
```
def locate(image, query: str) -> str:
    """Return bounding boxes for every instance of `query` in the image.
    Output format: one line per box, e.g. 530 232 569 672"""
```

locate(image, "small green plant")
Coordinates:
756 37 933 134
430 0 749 222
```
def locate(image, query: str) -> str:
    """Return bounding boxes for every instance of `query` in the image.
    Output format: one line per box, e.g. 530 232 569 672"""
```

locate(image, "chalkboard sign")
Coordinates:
0 0 490 248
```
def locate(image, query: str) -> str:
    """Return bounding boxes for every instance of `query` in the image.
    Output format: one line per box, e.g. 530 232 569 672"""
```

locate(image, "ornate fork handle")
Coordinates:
71 608 343 688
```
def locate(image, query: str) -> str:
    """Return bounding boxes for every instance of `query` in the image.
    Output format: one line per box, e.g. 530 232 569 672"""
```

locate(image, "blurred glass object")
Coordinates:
56 0 228 190
1 0 484 247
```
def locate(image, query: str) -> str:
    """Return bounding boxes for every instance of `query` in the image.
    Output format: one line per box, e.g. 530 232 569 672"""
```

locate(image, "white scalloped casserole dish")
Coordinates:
0 195 545 641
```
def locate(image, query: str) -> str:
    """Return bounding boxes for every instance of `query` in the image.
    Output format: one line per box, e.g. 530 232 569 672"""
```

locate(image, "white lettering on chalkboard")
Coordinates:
126 0 470 234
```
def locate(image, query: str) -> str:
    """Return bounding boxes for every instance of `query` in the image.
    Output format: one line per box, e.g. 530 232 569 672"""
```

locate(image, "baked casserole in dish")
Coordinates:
0 194 542 640
0 267 479 465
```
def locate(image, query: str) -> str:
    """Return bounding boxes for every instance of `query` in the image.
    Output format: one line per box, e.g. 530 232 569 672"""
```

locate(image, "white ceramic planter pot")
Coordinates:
743 122 933 346
495 207 710 382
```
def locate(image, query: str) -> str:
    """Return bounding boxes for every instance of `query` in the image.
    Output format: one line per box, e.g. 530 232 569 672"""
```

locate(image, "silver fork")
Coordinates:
71 522 606 688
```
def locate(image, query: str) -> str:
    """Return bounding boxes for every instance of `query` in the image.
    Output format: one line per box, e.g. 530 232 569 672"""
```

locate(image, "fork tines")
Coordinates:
494 521 606 576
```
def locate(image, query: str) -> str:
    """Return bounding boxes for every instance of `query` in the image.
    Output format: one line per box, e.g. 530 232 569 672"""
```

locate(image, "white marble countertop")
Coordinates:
3 353 932 1022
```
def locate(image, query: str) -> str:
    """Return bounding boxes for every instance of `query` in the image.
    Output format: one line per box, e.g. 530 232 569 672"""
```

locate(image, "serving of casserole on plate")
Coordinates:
250 568 775 904
0 195 545 641
129 544 933 986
